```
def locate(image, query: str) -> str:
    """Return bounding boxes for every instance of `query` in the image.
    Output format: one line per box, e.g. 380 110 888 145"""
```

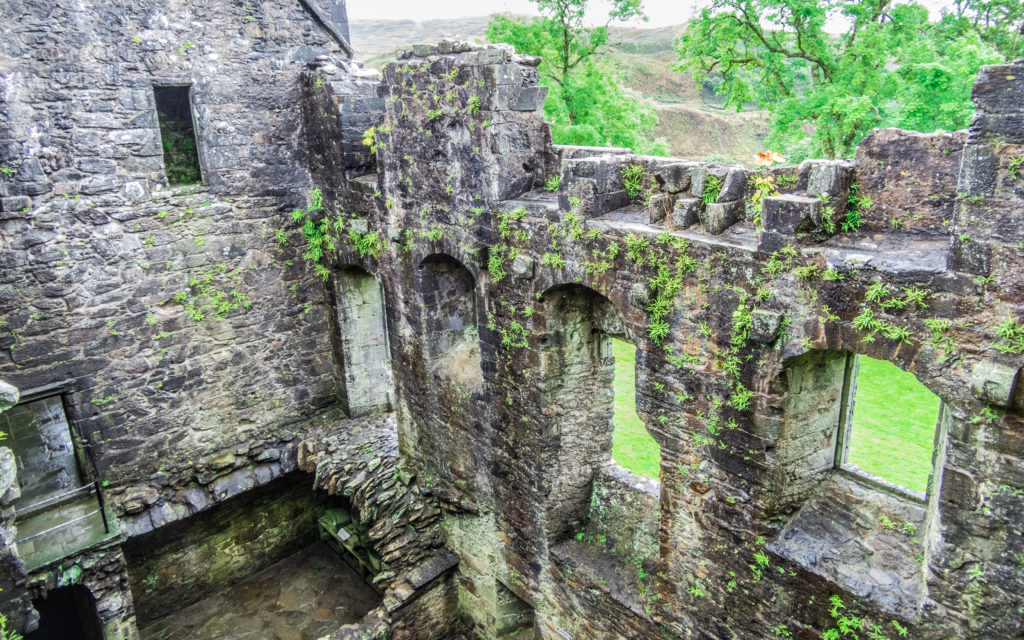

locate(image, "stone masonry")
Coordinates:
1 2 1023 639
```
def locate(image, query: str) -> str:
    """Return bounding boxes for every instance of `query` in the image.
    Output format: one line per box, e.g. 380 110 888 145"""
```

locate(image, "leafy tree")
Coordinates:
939 0 1023 59
676 0 1007 160
487 0 667 154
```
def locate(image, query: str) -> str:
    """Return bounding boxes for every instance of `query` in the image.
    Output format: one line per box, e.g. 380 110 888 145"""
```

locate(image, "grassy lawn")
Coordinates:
847 356 940 493
608 344 937 489
612 338 660 479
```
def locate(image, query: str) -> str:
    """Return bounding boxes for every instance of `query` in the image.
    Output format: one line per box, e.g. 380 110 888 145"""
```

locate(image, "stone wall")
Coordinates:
0 380 31 630
300 45 1024 639
0 0 354 529
27 543 139 640
581 464 660 568
122 471 328 625
1 2 1023 637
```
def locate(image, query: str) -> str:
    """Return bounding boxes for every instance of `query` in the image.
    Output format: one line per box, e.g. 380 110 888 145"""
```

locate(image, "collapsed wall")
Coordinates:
0 1 1022 636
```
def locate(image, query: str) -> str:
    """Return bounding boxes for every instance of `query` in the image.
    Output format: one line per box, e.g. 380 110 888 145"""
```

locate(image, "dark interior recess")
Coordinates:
153 85 202 185
26 585 104 640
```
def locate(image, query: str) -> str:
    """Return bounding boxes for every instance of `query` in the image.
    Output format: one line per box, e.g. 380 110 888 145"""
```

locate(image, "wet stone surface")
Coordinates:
139 541 380 640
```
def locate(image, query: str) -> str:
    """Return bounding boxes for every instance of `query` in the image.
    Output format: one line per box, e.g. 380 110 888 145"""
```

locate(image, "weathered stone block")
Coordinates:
970 60 1024 114
76 158 118 174
210 468 257 501
0 380 17 412
705 200 743 235
671 197 700 229
655 162 691 193
0 196 30 213
801 159 853 198
941 468 979 511
750 310 783 343
512 86 547 111
511 253 534 279
762 194 821 234
629 283 650 308
411 43 434 57
948 235 991 275
719 169 746 201
958 144 998 198
464 244 488 268
970 360 1019 406
646 193 669 224
0 448 18 507
854 129 965 234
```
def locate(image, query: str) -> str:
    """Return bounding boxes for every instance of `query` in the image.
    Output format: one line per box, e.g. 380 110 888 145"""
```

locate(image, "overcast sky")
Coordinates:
348 0 961 29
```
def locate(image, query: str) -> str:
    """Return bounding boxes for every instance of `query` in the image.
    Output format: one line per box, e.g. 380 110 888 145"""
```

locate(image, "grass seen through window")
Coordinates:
846 356 940 493
612 338 659 479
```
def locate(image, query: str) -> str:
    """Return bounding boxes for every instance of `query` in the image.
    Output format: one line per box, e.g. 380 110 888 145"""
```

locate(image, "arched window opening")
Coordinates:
611 338 660 479
770 350 947 509
26 585 103 640
769 351 947 615
536 284 649 539
332 265 393 417
417 254 483 388
838 355 943 495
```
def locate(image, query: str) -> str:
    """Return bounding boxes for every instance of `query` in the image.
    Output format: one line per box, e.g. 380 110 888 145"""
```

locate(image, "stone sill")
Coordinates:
602 462 660 498
837 464 927 504
768 473 927 619
551 539 657 622
150 183 211 201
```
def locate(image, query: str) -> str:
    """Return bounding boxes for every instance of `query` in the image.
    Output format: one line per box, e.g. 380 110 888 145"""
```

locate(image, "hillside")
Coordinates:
348 18 769 163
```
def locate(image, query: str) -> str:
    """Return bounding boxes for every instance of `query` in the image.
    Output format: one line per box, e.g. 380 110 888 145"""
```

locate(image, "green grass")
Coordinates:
612 338 660 479
609 344 937 489
847 356 941 493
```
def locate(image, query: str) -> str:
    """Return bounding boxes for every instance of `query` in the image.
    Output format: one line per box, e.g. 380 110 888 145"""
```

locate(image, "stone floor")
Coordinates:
139 542 381 640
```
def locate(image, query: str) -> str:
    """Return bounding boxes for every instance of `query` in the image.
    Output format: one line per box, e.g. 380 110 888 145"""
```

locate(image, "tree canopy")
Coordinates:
676 0 1015 160
486 0 667 155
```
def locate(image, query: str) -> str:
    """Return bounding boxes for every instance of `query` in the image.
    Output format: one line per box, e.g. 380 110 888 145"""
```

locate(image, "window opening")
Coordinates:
154 85 202 185
611 338 659 479
839 355 942 494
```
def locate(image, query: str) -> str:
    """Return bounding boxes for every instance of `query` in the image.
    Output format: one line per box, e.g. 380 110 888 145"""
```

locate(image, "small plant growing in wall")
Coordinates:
822 595 862 639
0 612 23 640
701 175 723 205
993 314 1024 354
750 174 778 232
1007 155 1023 180
621 164 645 199
349 229 382 259
362 127 377 154
842 183 871 232
142 570 159 594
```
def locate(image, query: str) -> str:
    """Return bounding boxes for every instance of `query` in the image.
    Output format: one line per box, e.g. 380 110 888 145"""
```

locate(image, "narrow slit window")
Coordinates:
840 355 942 494
154 85 202 185
611 337 659 479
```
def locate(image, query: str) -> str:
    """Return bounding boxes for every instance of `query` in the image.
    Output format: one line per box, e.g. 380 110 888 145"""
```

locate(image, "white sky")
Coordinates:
348 0 961 29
